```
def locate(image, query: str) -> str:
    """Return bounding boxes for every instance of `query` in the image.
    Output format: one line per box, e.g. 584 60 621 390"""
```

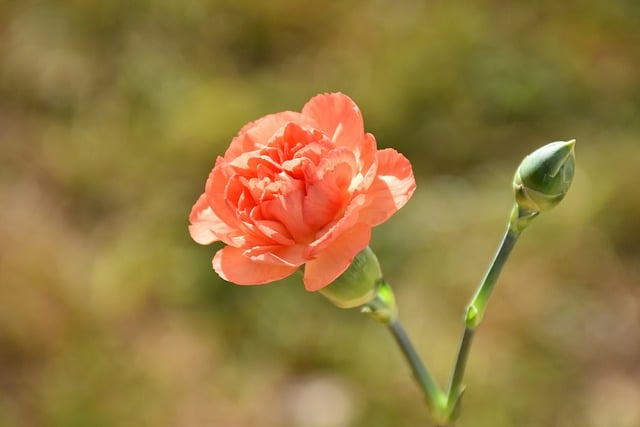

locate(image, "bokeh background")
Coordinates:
1 1 639 426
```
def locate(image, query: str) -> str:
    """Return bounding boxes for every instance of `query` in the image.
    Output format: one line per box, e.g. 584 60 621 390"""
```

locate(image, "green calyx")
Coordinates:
319 246 384 309
513 139 576 214
361 280 398 324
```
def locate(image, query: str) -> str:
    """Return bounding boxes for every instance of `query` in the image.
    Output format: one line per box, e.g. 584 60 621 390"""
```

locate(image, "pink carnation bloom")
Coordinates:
189 93 415 291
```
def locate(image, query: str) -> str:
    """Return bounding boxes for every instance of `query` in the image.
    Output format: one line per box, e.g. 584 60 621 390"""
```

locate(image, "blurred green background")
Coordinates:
1 1 639 426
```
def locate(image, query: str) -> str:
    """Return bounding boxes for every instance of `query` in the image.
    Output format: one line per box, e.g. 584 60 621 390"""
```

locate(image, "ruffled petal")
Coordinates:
356 133 379 191
243 244 306 266
304 194 367 258
303 148 357 228
204 159 242 229
189 193 231 244
213 246 298 285
301 93 365 151
359 149 416 226
225 111 306 161
261 187 314 242
303 223 371 291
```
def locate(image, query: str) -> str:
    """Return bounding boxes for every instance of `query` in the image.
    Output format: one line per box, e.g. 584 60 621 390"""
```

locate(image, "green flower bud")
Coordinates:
513 140 576 214
319 246 384 309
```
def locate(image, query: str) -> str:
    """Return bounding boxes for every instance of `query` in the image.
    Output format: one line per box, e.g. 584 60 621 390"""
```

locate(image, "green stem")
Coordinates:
445 326 475 416
466 227 521 329
388 319 447 417
444 208 526 421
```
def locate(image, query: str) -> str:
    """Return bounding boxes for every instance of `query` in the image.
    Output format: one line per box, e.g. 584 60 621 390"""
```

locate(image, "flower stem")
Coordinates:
444 326 475 417
388 318 447 418
444 208 525 420
465 226 521 329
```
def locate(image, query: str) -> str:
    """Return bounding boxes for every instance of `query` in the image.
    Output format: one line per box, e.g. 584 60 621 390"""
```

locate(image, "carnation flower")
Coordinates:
189 93 415 291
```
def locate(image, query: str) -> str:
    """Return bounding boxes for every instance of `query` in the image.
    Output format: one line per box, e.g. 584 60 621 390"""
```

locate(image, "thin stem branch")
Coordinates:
388 319 446 415
466 228 521 328
445 327 475 414
444 222 523 421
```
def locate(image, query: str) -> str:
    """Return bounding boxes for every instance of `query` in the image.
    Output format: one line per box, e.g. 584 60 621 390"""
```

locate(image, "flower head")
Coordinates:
189 93 415 291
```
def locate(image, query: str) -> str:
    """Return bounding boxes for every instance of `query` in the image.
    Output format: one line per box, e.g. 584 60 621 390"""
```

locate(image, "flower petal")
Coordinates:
243 244 306 266
301 93 365 151
205 160 243 230
261 187 314 242
305 193 367 258
303 148 357 228
303 223 371 291
253 219 295 245
189 193 230 244
225 111 307 161
359 149 416 226
213 246 298 285
357 133 379 191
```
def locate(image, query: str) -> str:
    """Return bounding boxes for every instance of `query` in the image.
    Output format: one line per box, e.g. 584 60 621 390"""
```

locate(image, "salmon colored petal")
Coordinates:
213 246 298 285
224 111 306 160
305 194 367 258
317 147 358 178
359 149 416 226
303 223 371 291
189 193 230 244
204 160 242 228
204 163 264 247
261 187 314 242
301 93 365 150
253 220 295 245
303 148 356 228
357 133 379 191
243 244 306 266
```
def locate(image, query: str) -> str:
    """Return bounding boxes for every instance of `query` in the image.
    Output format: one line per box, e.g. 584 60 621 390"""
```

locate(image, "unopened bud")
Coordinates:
513 140 576 214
